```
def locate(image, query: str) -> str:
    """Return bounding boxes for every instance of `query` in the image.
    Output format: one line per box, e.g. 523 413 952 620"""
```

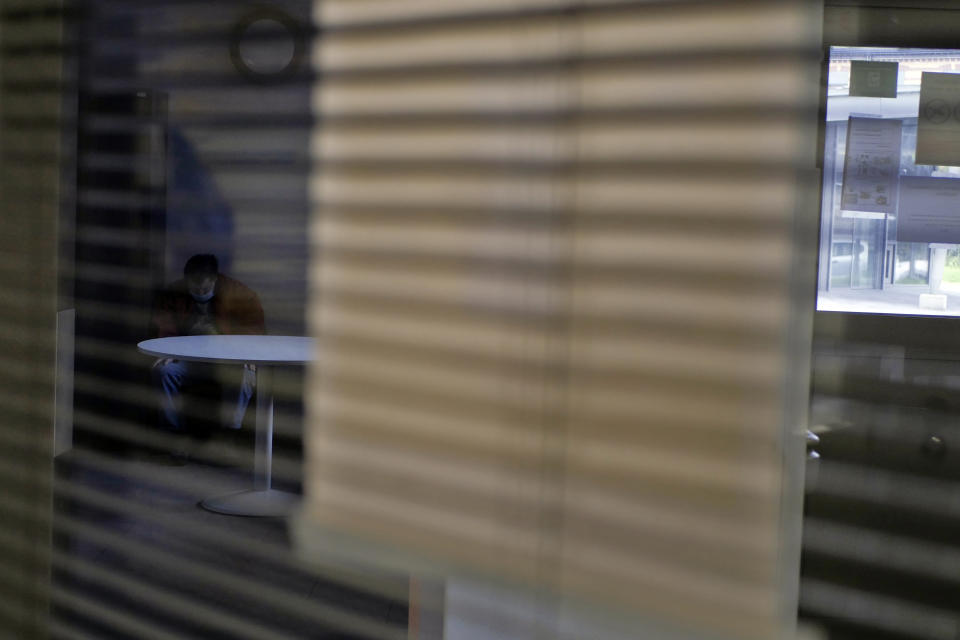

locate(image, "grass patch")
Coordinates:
945 264 960 283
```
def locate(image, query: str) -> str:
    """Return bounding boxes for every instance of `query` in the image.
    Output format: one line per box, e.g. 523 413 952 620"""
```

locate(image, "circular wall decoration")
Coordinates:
230 7 305 83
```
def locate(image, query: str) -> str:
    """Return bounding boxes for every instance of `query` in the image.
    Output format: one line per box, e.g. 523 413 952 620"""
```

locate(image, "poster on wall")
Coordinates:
917 72 960 166
897 176 960 243
840 116 902 216
849 60 898 98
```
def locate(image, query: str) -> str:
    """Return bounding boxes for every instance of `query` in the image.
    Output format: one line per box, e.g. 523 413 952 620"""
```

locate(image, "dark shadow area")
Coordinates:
52 452 407 639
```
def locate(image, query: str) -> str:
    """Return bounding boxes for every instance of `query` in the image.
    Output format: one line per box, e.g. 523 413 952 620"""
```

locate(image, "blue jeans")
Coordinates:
153 359 255 434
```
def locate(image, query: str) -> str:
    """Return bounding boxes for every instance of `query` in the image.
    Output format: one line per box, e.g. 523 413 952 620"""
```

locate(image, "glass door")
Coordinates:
849 217 885 288
893 242 930 285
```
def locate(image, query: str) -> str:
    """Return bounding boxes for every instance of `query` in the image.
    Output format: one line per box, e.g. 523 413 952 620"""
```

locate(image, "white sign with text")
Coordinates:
841 117 902 215
898 175 960 243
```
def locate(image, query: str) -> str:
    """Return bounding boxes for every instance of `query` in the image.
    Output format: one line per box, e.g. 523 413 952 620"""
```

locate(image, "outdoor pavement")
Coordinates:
818 284 960 315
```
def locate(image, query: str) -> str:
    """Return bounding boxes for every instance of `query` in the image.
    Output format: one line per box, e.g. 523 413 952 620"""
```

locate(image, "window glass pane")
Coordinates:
816 47 960 315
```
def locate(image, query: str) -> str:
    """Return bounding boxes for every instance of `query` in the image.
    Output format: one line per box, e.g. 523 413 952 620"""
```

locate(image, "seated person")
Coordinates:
151 254 265 444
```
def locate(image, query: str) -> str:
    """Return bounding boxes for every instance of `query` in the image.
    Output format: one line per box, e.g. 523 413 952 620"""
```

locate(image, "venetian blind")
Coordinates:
0 0 59 636
1 1 415 639
302 1 821 639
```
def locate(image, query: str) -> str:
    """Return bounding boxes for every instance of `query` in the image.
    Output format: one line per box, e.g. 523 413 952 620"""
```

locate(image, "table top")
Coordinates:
138 335 314 365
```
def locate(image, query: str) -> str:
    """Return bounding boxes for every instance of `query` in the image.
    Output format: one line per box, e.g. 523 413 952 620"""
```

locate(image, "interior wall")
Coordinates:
112 0 313 336
71 0 313 454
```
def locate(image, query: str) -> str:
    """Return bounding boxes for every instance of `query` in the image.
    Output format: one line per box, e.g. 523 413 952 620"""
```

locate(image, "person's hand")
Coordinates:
154 358 174 368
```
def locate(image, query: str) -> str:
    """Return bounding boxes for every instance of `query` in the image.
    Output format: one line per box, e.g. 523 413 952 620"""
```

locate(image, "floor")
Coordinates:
50 446 409 640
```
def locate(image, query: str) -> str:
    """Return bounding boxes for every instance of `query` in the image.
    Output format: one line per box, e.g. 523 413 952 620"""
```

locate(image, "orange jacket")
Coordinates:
152 274 265 338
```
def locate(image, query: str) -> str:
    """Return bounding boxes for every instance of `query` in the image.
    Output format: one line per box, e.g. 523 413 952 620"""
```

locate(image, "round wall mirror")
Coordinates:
230 8 304 82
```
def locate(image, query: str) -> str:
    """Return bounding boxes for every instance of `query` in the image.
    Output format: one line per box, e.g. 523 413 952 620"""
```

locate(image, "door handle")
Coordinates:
921 434 947 460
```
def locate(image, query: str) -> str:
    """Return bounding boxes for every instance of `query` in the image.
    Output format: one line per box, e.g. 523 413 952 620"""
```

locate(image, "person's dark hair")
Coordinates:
184 254 219 278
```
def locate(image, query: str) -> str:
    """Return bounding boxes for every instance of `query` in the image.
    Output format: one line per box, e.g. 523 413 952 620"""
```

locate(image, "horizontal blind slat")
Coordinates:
304 1 816 638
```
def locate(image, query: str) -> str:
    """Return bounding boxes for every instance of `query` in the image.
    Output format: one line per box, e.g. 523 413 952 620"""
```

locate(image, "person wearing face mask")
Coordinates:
150 254 265 456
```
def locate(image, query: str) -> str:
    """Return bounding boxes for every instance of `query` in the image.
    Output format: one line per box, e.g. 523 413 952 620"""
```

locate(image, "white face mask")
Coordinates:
187 274 216 303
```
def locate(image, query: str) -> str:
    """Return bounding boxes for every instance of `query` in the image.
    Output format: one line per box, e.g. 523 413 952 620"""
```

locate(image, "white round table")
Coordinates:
138 335 314 517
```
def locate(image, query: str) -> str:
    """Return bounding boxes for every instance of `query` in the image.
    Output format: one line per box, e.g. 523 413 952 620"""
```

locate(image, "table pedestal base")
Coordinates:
200 489 300 517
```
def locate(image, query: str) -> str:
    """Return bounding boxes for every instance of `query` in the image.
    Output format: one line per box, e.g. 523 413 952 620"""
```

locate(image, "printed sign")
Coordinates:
897 176 960 243
840 117 902 215
849 60 898 98
917 72 960 166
